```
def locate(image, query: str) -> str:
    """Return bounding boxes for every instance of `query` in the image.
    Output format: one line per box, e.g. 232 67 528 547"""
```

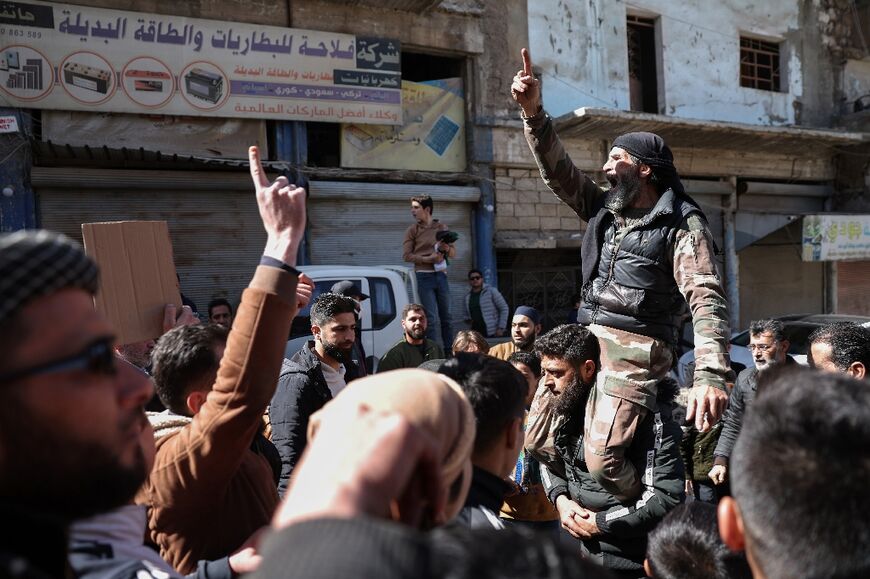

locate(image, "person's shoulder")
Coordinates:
404 223 418 236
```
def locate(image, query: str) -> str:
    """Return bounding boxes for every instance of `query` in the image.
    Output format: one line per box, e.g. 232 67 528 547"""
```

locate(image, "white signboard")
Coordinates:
0 0 402 124
0 113 18 132
802 214 870 261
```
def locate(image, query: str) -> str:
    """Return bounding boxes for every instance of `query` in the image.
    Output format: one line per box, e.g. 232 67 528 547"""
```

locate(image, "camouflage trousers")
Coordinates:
583 324 673 502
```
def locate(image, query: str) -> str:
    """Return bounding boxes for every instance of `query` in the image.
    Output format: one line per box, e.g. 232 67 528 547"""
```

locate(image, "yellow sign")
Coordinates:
341 78 465 172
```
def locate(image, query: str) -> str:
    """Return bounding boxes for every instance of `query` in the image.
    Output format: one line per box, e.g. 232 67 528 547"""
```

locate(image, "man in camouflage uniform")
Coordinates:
511 49 730 502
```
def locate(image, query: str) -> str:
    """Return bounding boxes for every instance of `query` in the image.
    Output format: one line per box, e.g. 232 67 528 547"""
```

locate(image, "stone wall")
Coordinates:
492 166 587 247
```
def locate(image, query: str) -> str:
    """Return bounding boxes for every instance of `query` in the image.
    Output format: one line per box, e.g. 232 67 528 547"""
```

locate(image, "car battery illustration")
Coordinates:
184 68 223 104
125 69 171 92
63 61 111 94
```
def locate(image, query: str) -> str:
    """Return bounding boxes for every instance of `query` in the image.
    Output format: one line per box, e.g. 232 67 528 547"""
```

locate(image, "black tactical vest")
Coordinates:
577 189 703 344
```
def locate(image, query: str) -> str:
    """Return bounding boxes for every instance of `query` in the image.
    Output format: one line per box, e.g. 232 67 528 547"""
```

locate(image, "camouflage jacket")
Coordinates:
523 110 730 390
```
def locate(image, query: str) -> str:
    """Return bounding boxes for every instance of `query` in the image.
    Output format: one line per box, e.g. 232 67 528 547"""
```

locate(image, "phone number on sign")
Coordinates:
0 28 43 39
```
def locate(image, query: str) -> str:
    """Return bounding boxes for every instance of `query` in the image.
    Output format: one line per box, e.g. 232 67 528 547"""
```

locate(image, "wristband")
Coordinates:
260 255 300 276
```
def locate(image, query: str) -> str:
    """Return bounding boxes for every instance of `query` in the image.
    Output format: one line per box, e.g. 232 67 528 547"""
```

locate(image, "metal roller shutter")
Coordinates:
837 260 870 315
307 181 479 340
33 168 263 316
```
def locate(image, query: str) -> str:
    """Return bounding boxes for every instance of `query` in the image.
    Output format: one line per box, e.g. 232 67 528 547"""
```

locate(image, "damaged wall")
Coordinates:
528 0 815 126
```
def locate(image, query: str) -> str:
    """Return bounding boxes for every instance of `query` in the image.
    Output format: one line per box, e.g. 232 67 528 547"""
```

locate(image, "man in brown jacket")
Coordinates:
402 194 456 350
136 146 312 573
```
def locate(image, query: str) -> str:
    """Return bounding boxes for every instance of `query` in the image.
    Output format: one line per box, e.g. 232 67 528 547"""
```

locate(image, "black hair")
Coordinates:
808 322 870 372
468 269 482 279
411 194 434 214
151 323 228 416
508 351 541 379
310 292 357 327
402 303 426 320
730 367 870 578
207 298 232 317
748 318 785 342
438 353 526 455
647 502 752 579
534 324 600 370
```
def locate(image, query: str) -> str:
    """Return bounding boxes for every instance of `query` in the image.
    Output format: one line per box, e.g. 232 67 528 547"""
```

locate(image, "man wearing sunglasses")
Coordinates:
0 230 154 578
464 269 509 339
0 145 308 577
709 319 795 490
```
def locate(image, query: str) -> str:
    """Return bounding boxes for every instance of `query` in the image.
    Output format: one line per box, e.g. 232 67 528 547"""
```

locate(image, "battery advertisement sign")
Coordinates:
0 1 402 124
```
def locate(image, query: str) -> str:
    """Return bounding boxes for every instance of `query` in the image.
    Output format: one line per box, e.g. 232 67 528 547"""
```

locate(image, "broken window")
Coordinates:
740 37 781 92
627 15 659 114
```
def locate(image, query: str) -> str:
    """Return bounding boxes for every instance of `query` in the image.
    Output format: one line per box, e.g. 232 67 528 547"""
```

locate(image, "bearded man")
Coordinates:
511 48 730 503
270 292 361 495
534 324 684 578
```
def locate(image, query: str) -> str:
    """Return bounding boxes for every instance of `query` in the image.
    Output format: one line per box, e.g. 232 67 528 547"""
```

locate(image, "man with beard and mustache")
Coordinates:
489 306 542 361
512 48 729 505
377 304 445 372
0 231 154 578
532 324 684 578
271 292 361 495
709 319 794 489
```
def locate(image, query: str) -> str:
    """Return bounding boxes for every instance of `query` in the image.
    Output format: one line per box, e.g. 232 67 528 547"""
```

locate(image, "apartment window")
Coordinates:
740 37 781 92
627 15 659 113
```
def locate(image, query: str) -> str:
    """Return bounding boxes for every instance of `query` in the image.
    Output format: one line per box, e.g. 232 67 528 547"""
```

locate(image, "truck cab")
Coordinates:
285 265 419 372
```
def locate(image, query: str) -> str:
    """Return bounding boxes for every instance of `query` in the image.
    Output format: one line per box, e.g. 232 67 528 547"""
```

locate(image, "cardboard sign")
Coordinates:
82 220 182 345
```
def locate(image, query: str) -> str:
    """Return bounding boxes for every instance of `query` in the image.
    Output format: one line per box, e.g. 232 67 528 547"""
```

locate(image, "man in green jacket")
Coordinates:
377 304 445 372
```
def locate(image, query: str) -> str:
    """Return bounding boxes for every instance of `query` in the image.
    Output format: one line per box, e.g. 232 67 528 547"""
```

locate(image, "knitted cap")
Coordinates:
514 306 541 325
0 230 98 323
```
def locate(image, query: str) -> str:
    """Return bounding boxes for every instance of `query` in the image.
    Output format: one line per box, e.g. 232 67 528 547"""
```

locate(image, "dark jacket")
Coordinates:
376 339 444 372
454 466 513 530
541 383 685 573
680 422 723 482
578 188 704 345
714 357 796 463
270 342 359 495
0 502 70 579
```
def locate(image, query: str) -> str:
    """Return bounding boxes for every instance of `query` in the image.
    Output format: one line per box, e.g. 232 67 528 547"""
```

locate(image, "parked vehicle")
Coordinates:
284 265 419 372
677 313 870 387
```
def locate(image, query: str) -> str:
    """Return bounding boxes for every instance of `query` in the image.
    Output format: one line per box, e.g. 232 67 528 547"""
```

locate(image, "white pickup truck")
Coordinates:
284 265 420 372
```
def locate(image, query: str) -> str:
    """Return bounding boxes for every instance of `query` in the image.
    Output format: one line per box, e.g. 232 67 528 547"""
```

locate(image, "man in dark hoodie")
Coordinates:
533 324 684 578
512 48 729 505
271 292 361 495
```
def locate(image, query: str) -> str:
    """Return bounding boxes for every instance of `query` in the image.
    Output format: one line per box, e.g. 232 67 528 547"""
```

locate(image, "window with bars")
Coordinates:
740 36 781 92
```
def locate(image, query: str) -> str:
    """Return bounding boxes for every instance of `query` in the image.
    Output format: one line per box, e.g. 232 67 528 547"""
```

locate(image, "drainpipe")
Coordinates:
275 121 311 265
475 176 497 286
723 179 740 332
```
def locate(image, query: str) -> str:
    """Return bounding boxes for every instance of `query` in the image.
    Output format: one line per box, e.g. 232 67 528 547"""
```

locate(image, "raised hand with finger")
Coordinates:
510 47 542 117
248 146 306 267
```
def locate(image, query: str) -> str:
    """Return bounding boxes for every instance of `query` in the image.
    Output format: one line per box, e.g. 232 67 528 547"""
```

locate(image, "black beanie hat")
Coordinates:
611 132 684 195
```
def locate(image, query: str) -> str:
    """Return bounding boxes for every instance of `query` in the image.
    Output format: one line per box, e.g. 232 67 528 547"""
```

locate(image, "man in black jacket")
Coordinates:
709 319 794 487
534 324 684 578
271 292 360 495
439 353 527 530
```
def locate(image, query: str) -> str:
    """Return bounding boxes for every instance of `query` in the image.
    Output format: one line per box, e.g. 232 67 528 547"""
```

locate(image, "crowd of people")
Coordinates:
2 47 870 579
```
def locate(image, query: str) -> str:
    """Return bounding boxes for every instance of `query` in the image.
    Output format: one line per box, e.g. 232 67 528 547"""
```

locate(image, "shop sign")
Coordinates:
802 214 870 261
0 0 402 124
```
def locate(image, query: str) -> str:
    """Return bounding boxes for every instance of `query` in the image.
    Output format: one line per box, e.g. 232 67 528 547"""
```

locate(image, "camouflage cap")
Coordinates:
0 230 98 323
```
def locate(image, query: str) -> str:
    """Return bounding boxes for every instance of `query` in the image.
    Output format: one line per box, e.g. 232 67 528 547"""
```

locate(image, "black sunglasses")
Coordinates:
0 338 117 384
469 276 482 280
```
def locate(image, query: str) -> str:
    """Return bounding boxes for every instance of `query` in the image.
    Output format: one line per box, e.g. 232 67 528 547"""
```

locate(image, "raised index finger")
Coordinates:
248 145 270 189
521 47 533 76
